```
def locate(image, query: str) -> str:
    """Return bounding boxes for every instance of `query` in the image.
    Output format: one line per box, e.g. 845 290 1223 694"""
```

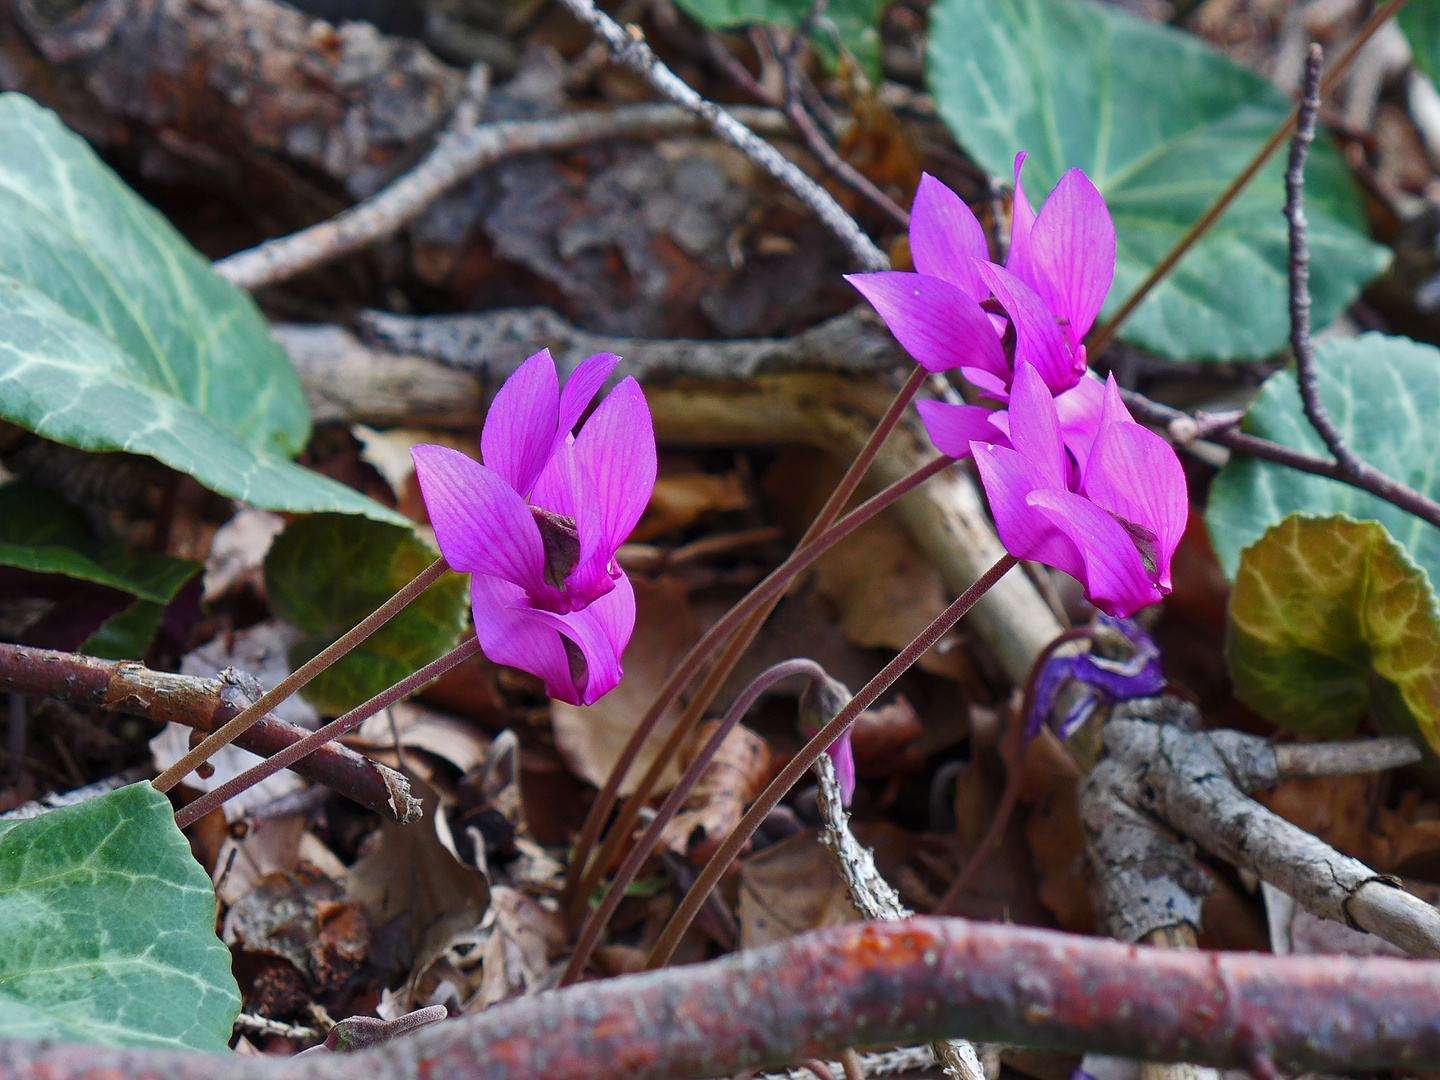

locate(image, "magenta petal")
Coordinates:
531 439 615 609
1028 169 1115 348
527 572 635 705
916 400 1008 459
481 349 560 498
828 730 856 806
470 574 579 703
972 442 1085 581
1054 372 1107 473
1027 489 1164 617
846 272 1009 379
1006 152 1038 284
909 173 990 299
572 377 656 553
1006 362 1067 489
557 352 622 440
1097 371 1135 429
1081 422 1188 590
976 263 1075 394
411 444 548 596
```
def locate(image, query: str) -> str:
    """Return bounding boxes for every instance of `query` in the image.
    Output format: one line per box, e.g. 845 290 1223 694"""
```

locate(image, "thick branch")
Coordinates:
8 919 1440 1078
0 643 420 824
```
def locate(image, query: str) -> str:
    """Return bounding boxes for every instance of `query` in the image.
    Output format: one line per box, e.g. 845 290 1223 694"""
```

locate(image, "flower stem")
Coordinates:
153 556 450 793
644 552 1019 969
173 636 483 828
560 658 830 984
564 366 930 910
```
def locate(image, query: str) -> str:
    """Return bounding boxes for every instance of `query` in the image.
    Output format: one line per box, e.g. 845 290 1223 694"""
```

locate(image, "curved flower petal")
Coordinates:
1026 488 1165 617
972 442 1085 581
828 730 856 806
1027 168 1115 349
482 349 560 498
526 572 635 705
916 399 1009 459
572 376 657 554
976 263 1078 393
846 271 1009 379
1054 372 1107 473
470 574 579 703
530 438 615 610
1005 361 1067 490
909 173 990 300
411 444 548 597
557 352 622 441
1081 420 1188 591
1006 152 1038 283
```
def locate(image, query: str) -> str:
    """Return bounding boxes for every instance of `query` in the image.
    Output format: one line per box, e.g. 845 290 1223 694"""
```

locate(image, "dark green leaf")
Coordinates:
925 0 1389 360
1228 513 1440 753
1401 0 1440 82
1207 333 1440 583
81 600 167 660
672 0 884 77
0 783 240 1049
264 514 469 714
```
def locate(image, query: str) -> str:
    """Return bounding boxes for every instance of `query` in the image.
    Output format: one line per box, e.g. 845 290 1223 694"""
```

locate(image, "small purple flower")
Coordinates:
971 361 1187 618
411 349 657 706
1025 616 1167 741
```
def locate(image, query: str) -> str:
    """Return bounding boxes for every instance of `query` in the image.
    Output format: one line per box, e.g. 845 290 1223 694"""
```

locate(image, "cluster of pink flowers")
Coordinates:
848 155 1187 619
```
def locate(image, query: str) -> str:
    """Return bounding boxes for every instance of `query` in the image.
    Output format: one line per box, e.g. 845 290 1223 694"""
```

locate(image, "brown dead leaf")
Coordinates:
214 815 307 907
551 576 700 794
631 471 749 541
345 701 492 775
851 697 925 778
1018 727 1092 933
222 873 370 995
467 885 568 1011
660 720 771 863
202 509 284 603
737 830 855 948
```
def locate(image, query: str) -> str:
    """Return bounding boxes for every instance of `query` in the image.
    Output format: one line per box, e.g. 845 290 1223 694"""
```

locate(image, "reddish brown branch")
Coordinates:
0 643 419 824
6 918 1440 1078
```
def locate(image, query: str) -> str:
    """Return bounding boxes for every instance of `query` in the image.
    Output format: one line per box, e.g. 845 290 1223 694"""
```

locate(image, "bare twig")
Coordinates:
0 643 419 824
550 0 888 271
215 104 789 289
11 917 1440 1078
1082 696 1440 957
1088 0 1415 354
232 1014 320 1044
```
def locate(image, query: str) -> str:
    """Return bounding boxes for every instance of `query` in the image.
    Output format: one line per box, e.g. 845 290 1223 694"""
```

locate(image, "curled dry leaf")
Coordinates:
631 471 750 541
660 720 772 864
738 830 856 949
466 886 568 1012
223 873 371 999
551 576 700 794
345 701 493 775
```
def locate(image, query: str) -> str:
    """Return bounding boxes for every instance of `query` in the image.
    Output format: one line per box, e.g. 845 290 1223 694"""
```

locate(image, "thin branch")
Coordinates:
214 104 788 290
11 918 1440 1078
0 643 420 824
1088 0 1414 354
551 0 888 271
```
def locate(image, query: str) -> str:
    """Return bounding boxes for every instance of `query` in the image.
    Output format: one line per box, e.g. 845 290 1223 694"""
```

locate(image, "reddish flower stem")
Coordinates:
561 658 830 985
9 918 1440 1079
564 366 931 912
645 553 1019 969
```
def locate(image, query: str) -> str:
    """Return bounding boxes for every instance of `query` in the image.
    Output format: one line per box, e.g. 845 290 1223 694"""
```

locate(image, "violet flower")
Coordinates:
971 361 1187 618
1025 616 1166 741
411 349 657 706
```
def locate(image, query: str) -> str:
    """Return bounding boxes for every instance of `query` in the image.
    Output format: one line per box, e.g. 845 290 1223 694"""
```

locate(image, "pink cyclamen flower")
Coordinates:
411 349 657 706
971 361 1186 618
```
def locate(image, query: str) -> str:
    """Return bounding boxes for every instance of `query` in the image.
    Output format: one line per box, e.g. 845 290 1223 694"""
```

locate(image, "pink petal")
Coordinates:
470 574 579 703
557 352 622 439
1027 169 1115 349
411 445 548 597
1097 371 1136 429
1026 489 1165 617
915 400 1008 459
846 272 1009 380
909 173 990 300
482 350 560 498
1054 372 1107 473
1081 421 1188 591
1005 361 1067 490
530 439 615 610
526 572 635 705
572 377 657 554
972 442 1086 581
961 365 1010 400
828 730 856 806
976 263 1077 394
1006 152 1038 283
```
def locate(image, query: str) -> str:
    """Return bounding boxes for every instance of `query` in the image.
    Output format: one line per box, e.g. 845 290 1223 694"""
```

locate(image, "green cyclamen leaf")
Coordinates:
672 0 885 77
264 514 469 714
1207 333 1440 584
0 94 402 525
925 0 1389 361
1227 514 1440 754
0 783 240 1050
1400 0 1440 82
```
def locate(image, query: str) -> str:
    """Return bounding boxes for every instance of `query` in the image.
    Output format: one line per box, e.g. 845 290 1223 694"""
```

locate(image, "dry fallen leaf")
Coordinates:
737 830 855 948
202 509 285 603
345 701 493 775
551 575 700 794
660 720 771 863
631 471 750 541
467 885 568 1011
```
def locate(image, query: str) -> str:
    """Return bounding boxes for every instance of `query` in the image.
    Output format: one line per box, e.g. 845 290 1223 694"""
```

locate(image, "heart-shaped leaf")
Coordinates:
0 94 401 524
0 783 240 1050
1228 513 1440 753
925 0 1389 361
1207 332 1440 584
264 514 469 714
